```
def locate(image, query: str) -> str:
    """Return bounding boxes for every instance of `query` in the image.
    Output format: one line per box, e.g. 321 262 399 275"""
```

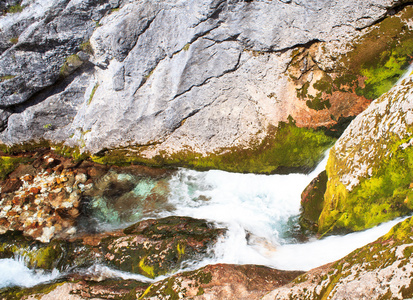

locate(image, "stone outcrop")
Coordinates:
317 73 413 234
263 216 413 299
0 216 224 278
0 0 412 172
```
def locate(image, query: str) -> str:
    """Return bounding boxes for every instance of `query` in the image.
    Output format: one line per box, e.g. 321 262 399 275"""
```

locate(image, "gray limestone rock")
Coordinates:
0 0 409 158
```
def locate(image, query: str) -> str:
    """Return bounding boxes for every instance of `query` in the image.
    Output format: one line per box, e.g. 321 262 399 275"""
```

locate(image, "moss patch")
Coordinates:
93 121 335 174
319 132 413 235
88 83 99 105
59 54 83 77
343 6 413 100
0 156 32 180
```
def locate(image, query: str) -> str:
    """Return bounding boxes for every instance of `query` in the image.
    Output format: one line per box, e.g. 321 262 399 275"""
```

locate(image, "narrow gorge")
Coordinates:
0 0 413 299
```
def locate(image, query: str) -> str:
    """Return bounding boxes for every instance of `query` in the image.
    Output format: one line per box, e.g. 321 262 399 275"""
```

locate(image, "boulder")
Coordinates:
139 264 303 299
100 216 225 278
318 73 413 234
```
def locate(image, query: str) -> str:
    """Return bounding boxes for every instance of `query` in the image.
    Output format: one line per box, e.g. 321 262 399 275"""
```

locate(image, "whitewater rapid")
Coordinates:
158 152 407 271
0 151 409 289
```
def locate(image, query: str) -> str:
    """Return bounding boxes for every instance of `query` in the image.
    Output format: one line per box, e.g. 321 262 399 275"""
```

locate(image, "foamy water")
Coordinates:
154 152 407 271
0 258 60 289
0 151 408 289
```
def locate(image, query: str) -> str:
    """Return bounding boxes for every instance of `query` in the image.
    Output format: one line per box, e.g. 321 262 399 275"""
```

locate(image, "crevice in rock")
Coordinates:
0 62 95 134
169 50 242 102
270 38 323 54
118 9 162 63
191 0 227 28
355 1 413 30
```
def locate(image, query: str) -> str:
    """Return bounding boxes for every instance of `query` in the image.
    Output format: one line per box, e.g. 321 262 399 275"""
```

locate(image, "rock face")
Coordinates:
263 216 413 299
318 73 413 234
0 216 224 278
0 0 412 171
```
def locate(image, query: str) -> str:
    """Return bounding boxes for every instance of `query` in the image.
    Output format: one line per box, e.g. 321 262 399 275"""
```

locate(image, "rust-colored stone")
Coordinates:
29 187 40 195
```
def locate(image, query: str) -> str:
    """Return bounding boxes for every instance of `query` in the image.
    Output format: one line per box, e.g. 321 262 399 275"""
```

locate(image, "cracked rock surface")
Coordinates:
0 0 408 157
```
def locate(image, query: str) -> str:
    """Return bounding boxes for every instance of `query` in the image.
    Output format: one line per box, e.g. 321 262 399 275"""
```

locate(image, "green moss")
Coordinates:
9 37 18 44
182 43 190 51
139 256 155 278
53 143 89 162
306 94 331 111
313 76 333 95
88 83 99 105
0 281 65 299
93 121 334 174
0 75 16 82
0 156 32 180
6 3 23 14
296 82 310 99
319 132 413 234
60 54 83 77
79 40 94 55
342 7 413 100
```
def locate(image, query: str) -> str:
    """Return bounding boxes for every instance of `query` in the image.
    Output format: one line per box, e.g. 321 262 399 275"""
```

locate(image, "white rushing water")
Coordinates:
0 151 408 288
159 152 407 271
0 258 60 289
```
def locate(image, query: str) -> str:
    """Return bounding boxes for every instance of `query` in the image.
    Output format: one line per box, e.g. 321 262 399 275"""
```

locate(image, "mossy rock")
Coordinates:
0 278 149 300
100 216 225 278
318 77 413 235
92 120 335 175
0 231 95 271
139 264 303 299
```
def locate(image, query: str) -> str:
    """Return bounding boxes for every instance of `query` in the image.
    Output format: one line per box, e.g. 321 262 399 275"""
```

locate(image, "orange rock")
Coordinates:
29 187 40 194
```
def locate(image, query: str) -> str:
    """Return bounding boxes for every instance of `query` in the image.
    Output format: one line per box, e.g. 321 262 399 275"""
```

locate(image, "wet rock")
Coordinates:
84 169 171 225
299 170 327 232
100 216 225 278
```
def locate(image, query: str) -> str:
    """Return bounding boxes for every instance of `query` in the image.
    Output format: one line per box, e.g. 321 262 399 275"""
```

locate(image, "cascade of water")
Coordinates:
158 152 407 271
0 258 60 289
